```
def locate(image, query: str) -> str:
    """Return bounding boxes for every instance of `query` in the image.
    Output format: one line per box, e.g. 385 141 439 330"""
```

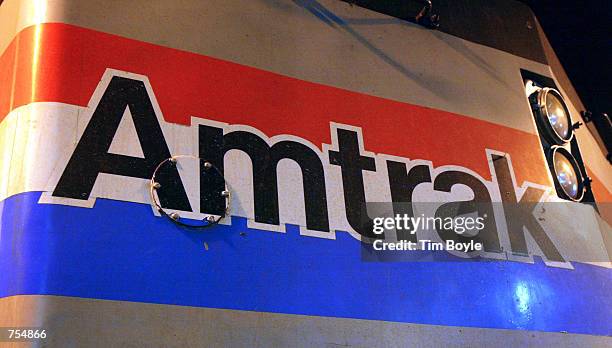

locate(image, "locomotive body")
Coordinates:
0 0 610 346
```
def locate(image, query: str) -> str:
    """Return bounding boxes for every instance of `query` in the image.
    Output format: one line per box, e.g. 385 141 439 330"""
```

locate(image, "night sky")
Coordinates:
519 0 611 117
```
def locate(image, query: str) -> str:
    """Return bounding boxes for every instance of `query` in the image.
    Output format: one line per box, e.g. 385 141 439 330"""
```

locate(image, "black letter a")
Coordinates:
53 76 191 211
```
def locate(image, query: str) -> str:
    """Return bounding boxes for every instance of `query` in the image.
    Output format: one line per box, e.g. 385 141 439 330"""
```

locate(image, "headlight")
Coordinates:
535 88 573 144
548 146 585 201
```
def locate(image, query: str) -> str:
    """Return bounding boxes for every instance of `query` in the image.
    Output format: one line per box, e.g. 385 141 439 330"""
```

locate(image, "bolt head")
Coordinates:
169 212 180 220
221 190 230 197
152 182 161 189
204 162 212 169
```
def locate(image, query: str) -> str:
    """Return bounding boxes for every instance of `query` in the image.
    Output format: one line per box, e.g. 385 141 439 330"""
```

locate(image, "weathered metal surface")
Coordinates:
2 295 611 347
0 0 610 346
347 0 548 64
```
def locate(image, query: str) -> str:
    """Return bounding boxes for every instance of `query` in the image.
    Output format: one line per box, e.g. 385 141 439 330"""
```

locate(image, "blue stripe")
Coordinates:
1 192 611 335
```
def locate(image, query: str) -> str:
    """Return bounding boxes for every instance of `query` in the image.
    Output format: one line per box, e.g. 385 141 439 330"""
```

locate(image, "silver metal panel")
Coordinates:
0 0 549 134
0 0 609 192
1 295 610 347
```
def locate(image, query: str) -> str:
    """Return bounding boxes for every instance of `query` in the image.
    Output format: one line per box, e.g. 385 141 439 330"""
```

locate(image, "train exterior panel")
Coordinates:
0 0 610 346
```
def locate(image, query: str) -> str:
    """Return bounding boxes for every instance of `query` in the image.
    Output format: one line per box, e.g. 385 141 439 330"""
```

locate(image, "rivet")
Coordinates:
204 162 212 169
221 190 230 197
152 182 161 189
170 212 180 220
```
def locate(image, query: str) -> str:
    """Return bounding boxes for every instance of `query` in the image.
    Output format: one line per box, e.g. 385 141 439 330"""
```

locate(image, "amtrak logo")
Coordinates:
38 69 603 268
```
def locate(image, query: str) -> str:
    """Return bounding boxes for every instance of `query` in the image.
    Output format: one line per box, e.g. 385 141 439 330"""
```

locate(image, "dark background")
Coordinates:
517 0 610 117
343 0 611 117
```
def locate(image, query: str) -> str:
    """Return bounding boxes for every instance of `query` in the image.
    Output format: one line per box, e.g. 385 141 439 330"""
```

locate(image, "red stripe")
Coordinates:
0 32 17 115
589 171 612 203
1 23 552 186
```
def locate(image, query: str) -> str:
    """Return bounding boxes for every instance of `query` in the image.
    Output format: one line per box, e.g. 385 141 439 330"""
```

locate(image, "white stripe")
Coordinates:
0 87 609 267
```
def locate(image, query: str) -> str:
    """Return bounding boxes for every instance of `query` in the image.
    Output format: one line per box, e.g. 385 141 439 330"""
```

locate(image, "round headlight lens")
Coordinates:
551 147 584 201
535 88 573 144
545 92 570 140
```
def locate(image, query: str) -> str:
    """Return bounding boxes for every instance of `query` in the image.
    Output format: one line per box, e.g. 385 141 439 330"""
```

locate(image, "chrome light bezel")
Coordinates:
534 88 574 145
547 146 585 202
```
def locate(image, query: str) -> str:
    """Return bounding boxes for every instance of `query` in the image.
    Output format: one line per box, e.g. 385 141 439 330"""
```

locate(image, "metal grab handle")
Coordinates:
149 155 230 229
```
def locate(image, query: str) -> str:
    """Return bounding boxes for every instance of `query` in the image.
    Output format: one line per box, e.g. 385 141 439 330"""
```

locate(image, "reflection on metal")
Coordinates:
30 0 47 100
524 80 540 98
515 281 530 316
149 155 230 229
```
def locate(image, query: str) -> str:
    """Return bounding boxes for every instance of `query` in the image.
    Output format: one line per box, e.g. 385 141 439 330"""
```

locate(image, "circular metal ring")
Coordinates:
547 146 585 202
533 87 574 145
149 155 230 229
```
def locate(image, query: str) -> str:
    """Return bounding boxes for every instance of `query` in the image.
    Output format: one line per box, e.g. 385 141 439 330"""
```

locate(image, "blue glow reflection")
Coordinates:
515 282 531 314
554 150 579 198
546 93 570 139
510 281 534 328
